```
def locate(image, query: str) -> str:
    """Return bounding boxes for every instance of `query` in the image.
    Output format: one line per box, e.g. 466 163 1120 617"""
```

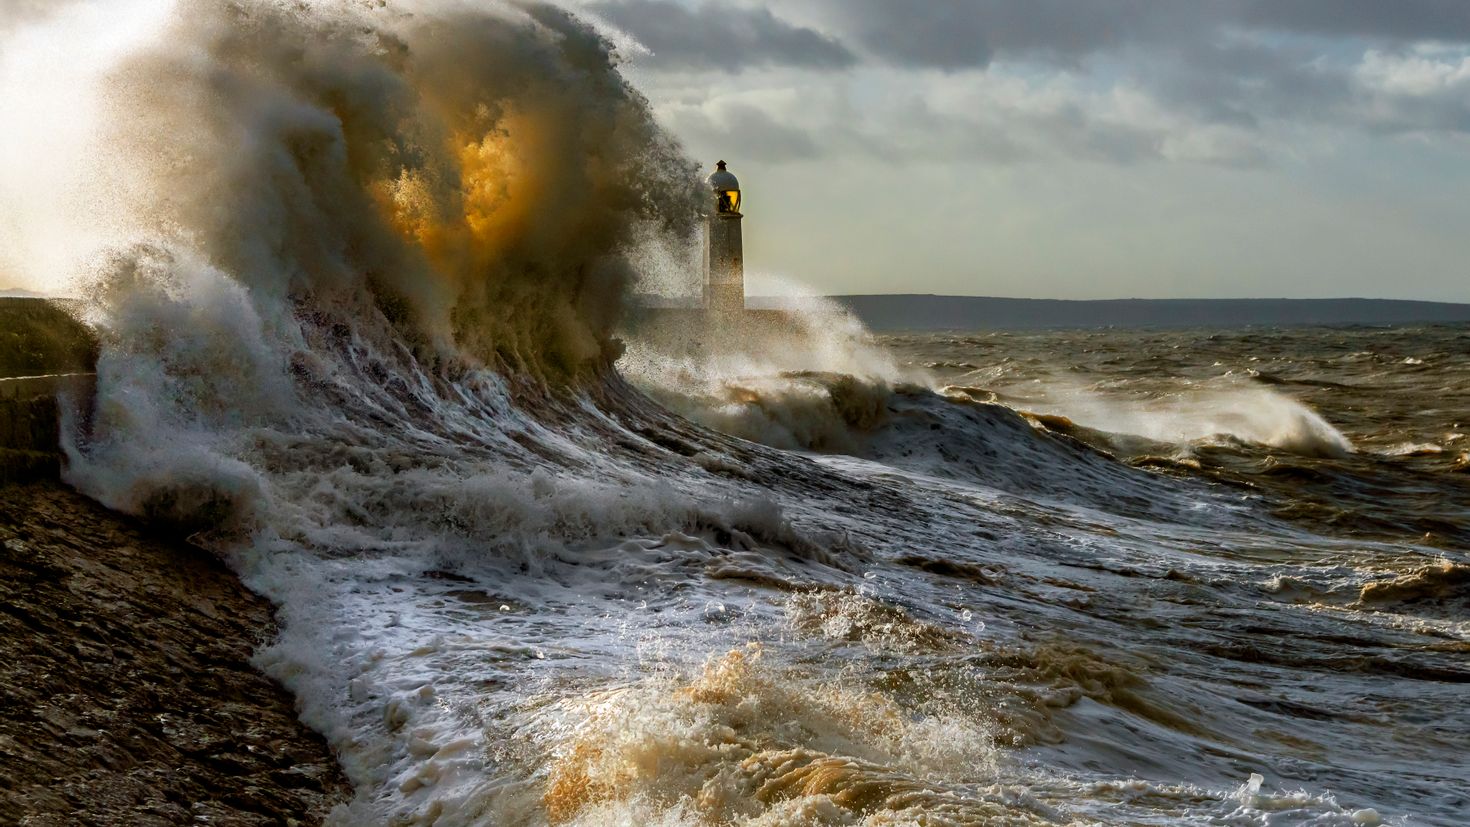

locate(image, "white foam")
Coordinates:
1000 377 1354 457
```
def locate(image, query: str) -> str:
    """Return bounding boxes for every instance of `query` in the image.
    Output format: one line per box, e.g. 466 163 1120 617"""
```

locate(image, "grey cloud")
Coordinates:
629 0 1470 170
665 101 823 162
1141 39 1355 129
1240 0 1470 43
674 81 1271 169
804 1 1470 72
892 94 1168 165
806 0 1202 70
798 1 1470 142
1142 39 1470 143
586 0 854 72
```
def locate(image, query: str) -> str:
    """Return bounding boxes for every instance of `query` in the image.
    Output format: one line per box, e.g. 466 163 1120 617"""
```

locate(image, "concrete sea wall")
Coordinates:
0 298 98 482
0 313 350 823
0 373 96 483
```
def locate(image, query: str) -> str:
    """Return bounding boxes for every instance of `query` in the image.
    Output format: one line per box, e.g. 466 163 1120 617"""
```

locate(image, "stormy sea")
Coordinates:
5 2 1466 825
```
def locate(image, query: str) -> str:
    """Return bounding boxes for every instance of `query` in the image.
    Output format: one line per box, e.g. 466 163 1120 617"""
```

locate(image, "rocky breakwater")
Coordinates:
0 298 351 824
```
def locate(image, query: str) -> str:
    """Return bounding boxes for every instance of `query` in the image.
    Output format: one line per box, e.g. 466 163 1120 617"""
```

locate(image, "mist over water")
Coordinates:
4 2 1467 825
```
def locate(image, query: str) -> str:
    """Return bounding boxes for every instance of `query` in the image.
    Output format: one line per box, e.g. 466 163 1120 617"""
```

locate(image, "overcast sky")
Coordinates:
575 0 1470 300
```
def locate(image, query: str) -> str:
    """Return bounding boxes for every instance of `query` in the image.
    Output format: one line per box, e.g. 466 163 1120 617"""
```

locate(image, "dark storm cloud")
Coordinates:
1139 38 1356 129
1240 0 1470 43
587 1 1470 77
611 0 1470 167
586 0 854 72
804 0 1202 70
796 0 1470 142
804 0 1470 71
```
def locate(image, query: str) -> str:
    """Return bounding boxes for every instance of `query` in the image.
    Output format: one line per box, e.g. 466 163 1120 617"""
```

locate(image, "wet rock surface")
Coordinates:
0 482 349 825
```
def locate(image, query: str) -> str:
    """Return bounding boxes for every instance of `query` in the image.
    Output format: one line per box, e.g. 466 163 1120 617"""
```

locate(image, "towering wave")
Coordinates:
96 0 696 369
32 0 708 526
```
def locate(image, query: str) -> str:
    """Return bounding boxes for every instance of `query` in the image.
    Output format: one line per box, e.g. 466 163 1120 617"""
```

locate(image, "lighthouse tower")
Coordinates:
703 160 744 315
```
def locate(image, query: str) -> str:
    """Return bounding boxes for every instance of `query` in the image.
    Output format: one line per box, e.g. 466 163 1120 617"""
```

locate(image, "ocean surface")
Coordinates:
615 321 1470 827
10 2 1466 824
75 309 1470 826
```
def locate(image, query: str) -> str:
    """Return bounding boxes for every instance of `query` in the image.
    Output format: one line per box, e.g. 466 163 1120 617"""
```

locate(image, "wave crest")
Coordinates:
39 0 698 378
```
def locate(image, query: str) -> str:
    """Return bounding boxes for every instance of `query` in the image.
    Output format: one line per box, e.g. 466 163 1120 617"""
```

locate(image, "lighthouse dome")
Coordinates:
707 160 742 213
706 161 739 191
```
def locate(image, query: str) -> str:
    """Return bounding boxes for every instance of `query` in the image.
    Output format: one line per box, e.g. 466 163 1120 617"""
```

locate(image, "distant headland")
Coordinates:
754 294 1470 332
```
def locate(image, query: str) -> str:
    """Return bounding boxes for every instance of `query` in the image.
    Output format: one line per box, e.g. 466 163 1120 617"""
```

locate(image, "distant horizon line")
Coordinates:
630 292 1470 306
630 293 1470 331
772 293 1470 304
7 288 1468 307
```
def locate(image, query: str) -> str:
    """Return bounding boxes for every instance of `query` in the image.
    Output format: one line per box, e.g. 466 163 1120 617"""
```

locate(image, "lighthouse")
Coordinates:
703 160 744 315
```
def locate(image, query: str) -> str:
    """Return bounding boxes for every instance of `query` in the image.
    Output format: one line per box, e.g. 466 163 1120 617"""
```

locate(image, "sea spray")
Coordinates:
38 0 702 531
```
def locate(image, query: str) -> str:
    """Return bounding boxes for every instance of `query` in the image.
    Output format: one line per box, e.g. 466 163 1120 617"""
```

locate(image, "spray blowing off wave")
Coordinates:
621 295 920 454
33 0 698 378
969 380 1355 459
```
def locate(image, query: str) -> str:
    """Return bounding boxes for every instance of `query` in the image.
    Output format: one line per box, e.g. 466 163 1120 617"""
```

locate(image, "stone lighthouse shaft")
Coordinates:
703 160 744 315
